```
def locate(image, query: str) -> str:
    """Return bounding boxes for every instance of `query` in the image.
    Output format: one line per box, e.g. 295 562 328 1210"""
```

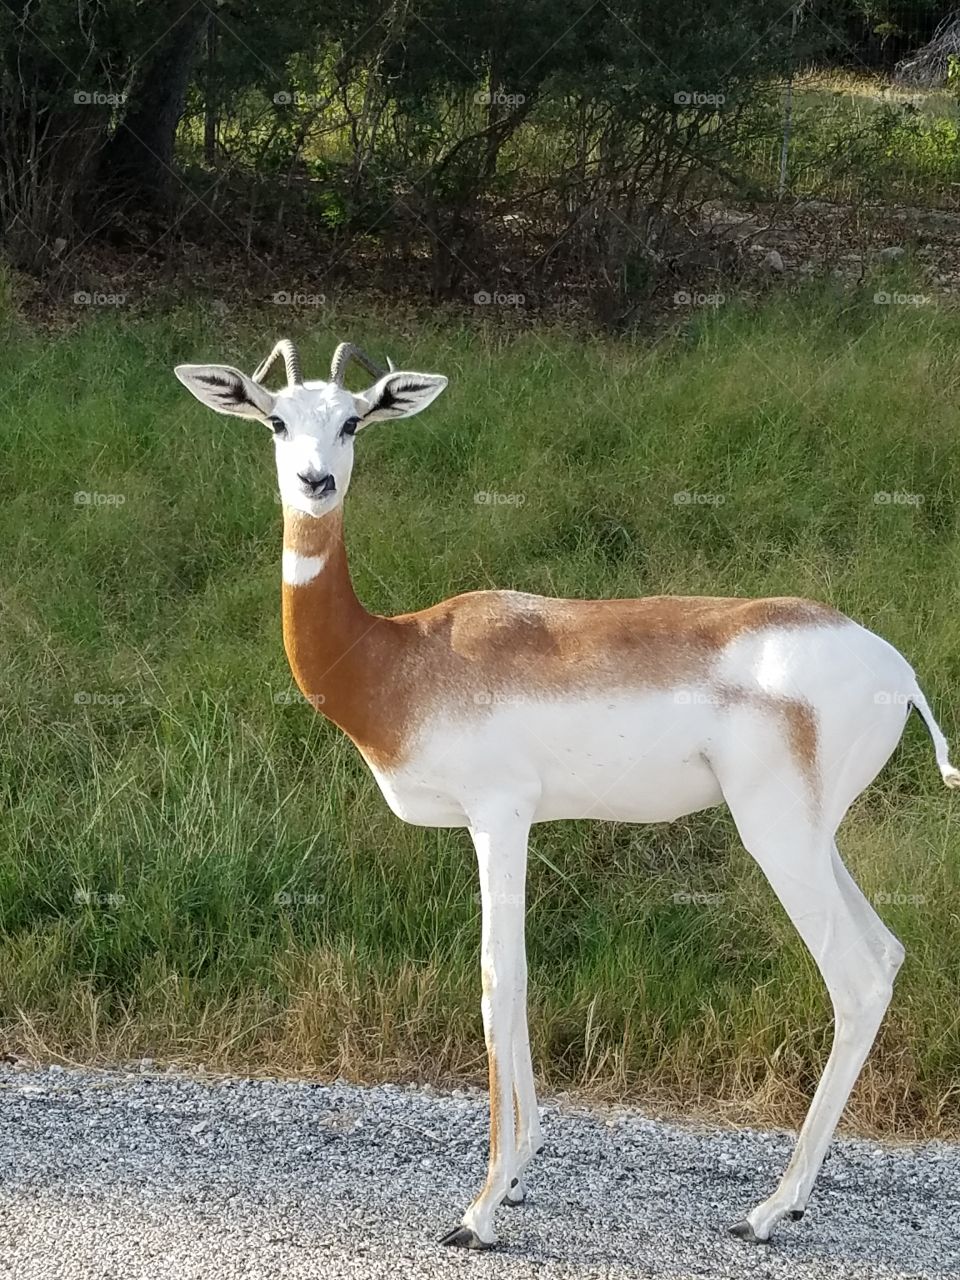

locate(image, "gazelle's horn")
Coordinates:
252 339 303 386
329 341 392 386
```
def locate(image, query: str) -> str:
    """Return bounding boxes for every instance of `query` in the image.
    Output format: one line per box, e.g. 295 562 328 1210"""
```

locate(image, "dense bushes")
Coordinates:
4 2 960 324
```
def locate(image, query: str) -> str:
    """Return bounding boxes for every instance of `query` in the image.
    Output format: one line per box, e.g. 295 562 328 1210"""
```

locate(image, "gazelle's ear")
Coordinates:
174 364 275 420
353 371 448 426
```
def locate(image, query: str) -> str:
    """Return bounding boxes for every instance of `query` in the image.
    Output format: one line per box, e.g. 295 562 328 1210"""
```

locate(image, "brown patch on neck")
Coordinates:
281 506 407 768
283 507 348 560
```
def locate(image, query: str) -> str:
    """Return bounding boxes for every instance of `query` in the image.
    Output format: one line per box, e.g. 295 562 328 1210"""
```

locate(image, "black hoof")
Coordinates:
729 1220 768 1244
535 1144 545 1155
439 1226 493 1250
501 1189 526 1207
788 1209 805 1221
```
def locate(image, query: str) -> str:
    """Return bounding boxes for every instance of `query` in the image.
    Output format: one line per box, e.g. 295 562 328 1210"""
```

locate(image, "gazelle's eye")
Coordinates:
340 416 360 438
267 415 287 436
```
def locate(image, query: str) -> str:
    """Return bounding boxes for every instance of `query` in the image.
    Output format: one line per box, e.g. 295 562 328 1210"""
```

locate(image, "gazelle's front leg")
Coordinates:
440 808 530 1249
502 950 543 1205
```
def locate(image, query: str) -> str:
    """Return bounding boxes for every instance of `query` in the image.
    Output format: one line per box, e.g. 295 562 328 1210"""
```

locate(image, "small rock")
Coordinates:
764 249 785 273
880 245 906 261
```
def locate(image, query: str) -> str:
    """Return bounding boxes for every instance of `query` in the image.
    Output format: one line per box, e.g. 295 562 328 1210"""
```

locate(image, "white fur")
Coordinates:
282 548 327 585
174 363 447 518
271 381 360 516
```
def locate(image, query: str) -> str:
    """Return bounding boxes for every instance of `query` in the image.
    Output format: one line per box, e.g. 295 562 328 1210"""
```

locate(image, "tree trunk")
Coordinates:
203 14 218 168
100 3 209 213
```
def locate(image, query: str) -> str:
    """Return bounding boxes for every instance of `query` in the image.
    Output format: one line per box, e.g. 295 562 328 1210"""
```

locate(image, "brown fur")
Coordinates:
282 508 841 771
783 698 819 787
486 1046 501 1172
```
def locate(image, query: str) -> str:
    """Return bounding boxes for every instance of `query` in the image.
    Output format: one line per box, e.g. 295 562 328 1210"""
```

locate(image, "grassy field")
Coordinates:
741 71 960 205
2 279 960 1136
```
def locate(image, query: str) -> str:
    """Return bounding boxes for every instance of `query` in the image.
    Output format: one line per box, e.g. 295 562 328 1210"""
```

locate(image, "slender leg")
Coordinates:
440 808 531 1248
502 942 543 1205
830 844 905 983
720 779 900 1243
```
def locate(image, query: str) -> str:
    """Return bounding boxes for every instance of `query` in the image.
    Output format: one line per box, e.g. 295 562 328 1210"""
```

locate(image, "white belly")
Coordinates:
367 693 725 828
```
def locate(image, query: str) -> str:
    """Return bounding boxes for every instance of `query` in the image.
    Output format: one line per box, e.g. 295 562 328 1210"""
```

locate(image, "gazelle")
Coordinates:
176 338 959 1249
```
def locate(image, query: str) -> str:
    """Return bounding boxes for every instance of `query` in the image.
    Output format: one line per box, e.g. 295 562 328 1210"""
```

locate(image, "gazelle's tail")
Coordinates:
911 683 960 788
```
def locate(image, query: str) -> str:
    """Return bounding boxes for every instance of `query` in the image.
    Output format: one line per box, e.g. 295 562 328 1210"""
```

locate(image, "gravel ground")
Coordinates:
0 1065 958 1279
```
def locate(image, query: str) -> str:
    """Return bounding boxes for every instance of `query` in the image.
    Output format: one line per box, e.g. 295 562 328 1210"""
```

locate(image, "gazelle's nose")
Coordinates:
297 470 336 497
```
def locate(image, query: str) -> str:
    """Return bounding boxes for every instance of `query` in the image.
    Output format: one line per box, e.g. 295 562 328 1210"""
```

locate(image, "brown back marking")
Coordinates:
281 508 841 771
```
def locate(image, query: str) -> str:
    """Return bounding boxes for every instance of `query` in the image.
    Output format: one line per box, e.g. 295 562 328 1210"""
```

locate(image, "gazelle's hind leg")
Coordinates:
718 772 901 1244
830 845 905 985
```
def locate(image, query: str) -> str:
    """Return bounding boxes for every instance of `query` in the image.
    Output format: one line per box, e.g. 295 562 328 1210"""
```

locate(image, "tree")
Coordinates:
99 1 211 213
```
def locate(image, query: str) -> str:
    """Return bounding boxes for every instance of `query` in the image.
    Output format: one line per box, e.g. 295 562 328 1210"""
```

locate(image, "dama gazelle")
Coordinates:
176 338 959 1249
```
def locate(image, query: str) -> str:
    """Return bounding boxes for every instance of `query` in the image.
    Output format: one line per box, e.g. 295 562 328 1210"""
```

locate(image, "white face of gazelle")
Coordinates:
174 359 448 516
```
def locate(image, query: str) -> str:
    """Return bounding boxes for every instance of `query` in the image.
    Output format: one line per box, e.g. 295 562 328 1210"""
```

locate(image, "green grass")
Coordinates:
2 280 960 1134
741 72 960 205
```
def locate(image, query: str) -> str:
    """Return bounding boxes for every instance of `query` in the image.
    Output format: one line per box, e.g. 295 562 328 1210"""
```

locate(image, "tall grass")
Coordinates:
2 282 960 1134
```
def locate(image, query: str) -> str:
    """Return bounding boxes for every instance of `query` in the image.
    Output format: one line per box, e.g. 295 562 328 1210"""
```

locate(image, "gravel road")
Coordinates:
0 1064 958 1279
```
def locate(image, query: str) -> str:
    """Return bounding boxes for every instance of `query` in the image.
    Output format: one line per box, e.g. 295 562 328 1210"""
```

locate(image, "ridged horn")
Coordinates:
329 341 391 387
252 339 303 386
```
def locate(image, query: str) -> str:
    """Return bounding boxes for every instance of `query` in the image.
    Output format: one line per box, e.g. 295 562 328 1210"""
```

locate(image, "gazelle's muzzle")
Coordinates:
297 469 336 499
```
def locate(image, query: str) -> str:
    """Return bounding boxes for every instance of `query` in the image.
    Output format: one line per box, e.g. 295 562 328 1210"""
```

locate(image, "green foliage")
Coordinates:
740 76 960 202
